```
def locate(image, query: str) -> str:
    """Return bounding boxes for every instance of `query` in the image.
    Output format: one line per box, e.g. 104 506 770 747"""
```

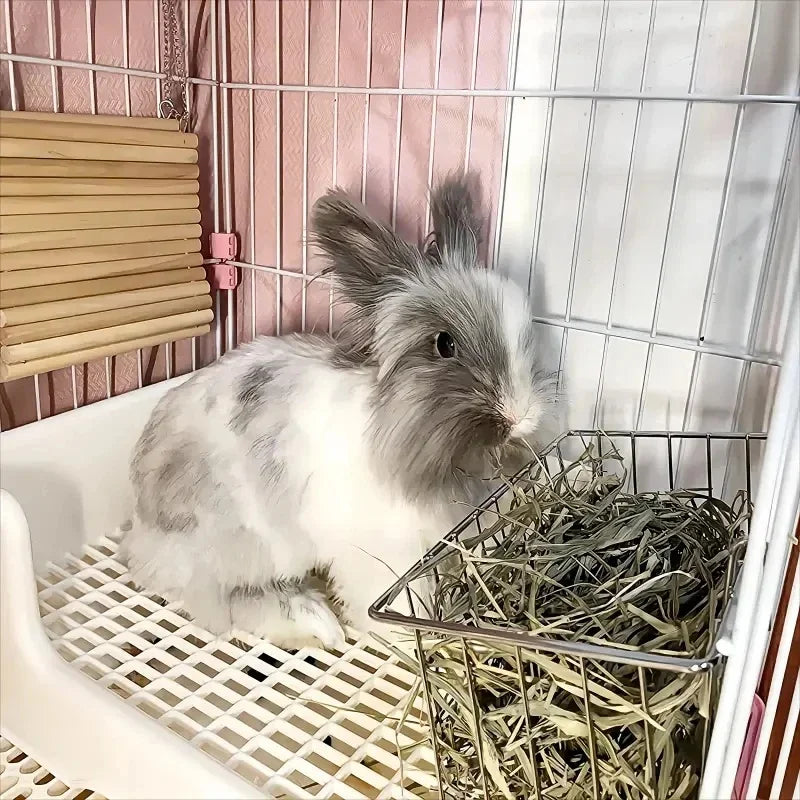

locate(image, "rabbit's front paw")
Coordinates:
231 586 346 651
293 593 347 650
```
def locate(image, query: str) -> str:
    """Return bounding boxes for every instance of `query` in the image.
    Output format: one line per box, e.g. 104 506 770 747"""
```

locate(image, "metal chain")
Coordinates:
159 0 190 131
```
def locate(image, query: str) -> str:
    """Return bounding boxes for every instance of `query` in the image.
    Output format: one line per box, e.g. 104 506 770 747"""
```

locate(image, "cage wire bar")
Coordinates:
462 0 482 176
246 0 255 342
0 5 795 467
524 0 566 303
593 0 657 428
555 0 609 400
421 0 443 234
389 0 407 234
675 2 760 483
490 0 522 270
204 0 794 374
1 0 799 794
275 0 283 339
359 0 373 211
328 0 340 335
153 0 170 384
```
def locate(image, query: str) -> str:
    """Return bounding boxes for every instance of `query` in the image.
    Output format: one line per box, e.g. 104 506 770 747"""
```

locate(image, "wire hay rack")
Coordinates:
371 430 766 799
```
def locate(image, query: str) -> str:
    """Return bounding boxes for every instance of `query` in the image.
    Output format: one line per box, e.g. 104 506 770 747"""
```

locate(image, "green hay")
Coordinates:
413 436 749 800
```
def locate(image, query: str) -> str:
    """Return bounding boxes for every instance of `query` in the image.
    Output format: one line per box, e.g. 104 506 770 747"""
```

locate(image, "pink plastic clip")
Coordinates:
733 694 765 800
208 232 239 291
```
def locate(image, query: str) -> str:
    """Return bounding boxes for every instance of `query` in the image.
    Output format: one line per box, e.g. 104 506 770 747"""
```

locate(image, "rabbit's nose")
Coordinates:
509 418 536 439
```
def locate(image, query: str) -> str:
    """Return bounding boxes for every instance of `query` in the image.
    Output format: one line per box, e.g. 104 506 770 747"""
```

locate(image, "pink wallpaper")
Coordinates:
0 0 513 429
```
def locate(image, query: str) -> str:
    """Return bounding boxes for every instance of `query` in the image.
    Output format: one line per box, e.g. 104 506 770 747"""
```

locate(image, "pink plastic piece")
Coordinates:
733 694 765 800
208 232 239 290
210 232 237 260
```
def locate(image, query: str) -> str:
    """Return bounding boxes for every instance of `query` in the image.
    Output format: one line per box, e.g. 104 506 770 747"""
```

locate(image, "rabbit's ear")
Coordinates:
312 190 421 310
426 172 483 266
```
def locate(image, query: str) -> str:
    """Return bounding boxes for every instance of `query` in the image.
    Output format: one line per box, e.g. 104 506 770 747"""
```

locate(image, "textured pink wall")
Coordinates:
1 0 513 429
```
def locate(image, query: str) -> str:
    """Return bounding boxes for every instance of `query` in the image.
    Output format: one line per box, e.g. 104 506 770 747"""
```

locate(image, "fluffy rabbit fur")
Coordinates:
122 174 556 648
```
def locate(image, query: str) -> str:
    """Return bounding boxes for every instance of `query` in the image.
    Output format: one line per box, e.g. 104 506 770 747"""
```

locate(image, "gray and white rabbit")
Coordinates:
122 174 556 649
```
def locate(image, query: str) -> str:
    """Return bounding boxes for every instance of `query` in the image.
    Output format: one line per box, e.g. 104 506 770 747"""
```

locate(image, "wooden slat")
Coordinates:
1 239 201 271
1 253 204 290
0 208 201 235
2 308 214 363
0 111 208 380
0 266 206 307
0 158 200 179
0 324 211 381
0 117 197 148
780 730 800 800
760 531 800 697
0 223 202 253
0 194 199 215
0 178 199 196
758 523 800 798
0 281 210 327
1 294 213 345
0 110 179 130
0 138 199 164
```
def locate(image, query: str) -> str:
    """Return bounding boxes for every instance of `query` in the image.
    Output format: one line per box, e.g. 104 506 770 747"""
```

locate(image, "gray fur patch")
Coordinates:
231 563 347 624
311 176 485 368
161 441 208 484
311 190 422 303
425 172 483 267
329 333 374 369
130 396 170 478
312 190 425 363
155 509 198 533
267 330 370 371
249 432 286 488
230 363 274 433
134 438 212 534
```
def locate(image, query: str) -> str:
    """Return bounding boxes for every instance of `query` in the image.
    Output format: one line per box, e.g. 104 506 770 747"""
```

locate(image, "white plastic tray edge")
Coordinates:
0 376 268 799
0 489 264 800
1 487 267 799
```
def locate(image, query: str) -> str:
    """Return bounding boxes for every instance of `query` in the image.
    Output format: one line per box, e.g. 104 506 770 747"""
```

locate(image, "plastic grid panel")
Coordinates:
0 738 104 800
33 535 437 800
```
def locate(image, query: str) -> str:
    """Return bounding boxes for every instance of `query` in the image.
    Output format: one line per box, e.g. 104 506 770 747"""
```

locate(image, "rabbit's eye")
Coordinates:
435 331 456 359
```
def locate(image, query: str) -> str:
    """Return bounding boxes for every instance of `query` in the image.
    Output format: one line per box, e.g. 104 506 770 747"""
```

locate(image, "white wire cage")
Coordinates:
1 0 798 798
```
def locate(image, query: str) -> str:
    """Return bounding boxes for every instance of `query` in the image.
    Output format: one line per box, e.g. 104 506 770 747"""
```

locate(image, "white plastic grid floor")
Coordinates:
23 533 437 800
0 738 103 800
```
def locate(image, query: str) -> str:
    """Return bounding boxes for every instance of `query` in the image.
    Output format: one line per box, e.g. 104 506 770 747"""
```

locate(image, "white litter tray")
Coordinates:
1 737 104 800
0 378 436 800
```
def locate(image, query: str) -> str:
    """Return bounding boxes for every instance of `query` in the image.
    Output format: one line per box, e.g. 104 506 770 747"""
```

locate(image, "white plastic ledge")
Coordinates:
0 374 269 798
0 489 265 799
